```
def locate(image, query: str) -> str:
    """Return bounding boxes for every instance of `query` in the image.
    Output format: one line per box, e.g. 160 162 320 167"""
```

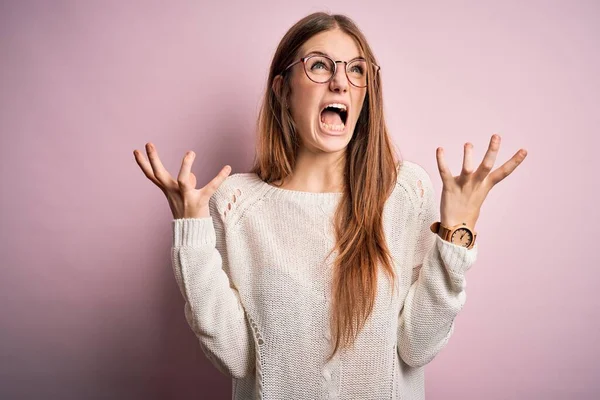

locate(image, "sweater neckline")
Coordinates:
251 174 344 200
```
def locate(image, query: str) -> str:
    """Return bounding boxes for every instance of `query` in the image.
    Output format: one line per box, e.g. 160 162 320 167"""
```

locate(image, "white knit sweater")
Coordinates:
171 160 478 400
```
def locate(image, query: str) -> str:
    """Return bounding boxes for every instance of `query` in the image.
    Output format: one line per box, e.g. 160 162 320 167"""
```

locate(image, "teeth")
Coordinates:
322 103 347 112
320 120 345 131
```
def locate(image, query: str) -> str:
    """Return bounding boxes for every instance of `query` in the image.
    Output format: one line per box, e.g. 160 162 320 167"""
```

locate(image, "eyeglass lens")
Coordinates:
304 56 369 87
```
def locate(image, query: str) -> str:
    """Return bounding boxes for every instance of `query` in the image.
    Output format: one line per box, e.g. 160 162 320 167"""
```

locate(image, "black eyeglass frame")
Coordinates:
281 54 381 88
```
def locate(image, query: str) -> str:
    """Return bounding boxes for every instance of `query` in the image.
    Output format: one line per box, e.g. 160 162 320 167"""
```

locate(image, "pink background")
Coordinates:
1 1 598 399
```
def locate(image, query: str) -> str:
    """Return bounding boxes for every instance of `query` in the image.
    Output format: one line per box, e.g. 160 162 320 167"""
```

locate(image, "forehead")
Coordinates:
299 29 363 60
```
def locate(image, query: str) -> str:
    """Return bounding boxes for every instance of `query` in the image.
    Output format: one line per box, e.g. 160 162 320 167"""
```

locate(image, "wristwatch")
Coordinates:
430 222 477 249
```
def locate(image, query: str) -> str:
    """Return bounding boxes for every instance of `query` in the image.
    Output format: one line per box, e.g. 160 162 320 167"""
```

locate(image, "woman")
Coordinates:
134 12 527 400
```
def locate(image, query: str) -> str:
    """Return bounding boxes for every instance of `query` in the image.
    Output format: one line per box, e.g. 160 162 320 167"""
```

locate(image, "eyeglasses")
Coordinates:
281 54 381 88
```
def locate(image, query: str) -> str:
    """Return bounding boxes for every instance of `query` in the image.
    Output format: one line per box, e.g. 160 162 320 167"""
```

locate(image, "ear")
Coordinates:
272 75 283 99
272 75 290 109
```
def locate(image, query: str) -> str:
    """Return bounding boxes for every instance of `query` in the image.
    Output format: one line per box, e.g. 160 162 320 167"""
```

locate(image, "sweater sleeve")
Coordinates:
171 188 255 379
397 163 478 368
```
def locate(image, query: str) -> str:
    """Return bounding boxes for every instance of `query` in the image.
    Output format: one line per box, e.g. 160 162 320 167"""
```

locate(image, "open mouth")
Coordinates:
319 105 348 132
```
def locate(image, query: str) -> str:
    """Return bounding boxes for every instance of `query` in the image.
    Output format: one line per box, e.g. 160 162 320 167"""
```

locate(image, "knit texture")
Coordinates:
170 160 478 400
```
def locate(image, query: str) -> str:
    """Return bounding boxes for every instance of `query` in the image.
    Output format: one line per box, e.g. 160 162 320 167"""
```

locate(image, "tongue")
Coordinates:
321 110 343 125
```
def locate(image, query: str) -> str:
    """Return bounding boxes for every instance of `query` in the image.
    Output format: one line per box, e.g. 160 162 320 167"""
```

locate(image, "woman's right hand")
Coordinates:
133 142 231 219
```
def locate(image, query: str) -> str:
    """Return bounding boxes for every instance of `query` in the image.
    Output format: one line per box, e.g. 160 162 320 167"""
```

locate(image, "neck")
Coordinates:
277 148 346 193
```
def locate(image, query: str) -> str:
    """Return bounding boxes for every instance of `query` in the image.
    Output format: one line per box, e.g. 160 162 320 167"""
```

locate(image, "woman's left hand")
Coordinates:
435 134 528 230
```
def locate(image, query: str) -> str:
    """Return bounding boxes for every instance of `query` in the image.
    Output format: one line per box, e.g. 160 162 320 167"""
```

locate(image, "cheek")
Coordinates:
291 87 321 123
290 99 312 127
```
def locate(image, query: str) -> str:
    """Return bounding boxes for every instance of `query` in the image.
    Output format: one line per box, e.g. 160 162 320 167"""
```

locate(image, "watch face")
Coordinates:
451 228 473 247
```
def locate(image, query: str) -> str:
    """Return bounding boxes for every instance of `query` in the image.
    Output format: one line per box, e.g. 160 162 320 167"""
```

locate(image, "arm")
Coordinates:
397 165 478 368
171 189 255 379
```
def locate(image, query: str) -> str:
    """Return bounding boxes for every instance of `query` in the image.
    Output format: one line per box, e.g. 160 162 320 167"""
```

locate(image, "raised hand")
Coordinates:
133 142 231 219
435 134 528 229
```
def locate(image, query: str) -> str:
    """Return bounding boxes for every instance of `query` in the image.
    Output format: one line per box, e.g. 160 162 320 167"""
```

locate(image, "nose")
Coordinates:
329 62 349 93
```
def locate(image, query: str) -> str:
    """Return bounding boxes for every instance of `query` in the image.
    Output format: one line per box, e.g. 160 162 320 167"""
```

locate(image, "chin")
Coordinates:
313 126 351 152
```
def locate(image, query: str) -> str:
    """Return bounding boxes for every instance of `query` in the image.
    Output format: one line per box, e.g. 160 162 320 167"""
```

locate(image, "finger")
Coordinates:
474 134 501 181
436 147 454 185
462 142 474 175
201 165 232 196
487 149 528 186
189 172 197 189
145 142 176 188
133 148 163 189
177 151 196 192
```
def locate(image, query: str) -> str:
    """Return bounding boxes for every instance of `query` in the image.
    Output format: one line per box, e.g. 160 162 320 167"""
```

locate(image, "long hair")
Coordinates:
249 12 402 361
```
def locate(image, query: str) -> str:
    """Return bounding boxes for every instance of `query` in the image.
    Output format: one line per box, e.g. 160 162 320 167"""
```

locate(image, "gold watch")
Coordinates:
430 222 477 249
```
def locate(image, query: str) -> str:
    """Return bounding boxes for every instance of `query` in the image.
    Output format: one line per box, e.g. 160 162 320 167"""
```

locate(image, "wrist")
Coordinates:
440 220 476 231
430 221 478 249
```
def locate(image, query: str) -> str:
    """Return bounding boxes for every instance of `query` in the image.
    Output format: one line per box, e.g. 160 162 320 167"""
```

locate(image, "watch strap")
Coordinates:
429 221 477 249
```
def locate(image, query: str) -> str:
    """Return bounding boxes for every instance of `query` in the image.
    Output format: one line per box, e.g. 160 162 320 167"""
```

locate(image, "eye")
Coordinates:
350 65 364 74
312 61 327 70
307 56 334 74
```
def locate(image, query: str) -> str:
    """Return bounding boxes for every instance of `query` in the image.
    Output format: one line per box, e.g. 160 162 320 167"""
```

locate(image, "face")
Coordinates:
275 29 368 156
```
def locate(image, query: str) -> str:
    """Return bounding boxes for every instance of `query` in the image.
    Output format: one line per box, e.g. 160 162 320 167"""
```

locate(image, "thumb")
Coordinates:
203 165 232 196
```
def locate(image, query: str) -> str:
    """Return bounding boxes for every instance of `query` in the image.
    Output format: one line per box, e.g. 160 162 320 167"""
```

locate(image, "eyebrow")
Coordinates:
304 50 365 61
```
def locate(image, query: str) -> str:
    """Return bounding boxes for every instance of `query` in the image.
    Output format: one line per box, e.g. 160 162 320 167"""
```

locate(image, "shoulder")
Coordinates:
395 160 435 204
209 171 267 224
